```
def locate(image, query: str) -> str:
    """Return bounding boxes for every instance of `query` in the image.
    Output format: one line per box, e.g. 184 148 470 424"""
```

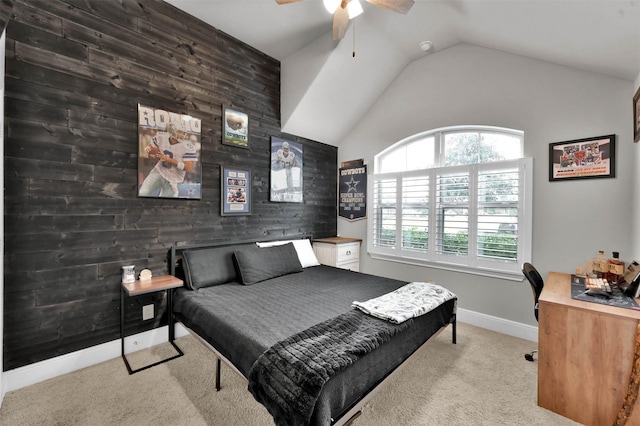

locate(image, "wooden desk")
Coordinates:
539 272 640 425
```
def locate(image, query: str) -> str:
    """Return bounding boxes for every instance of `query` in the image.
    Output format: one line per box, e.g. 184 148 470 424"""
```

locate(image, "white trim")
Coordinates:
456 307 538 343
0 313 535 396
1 324 190 395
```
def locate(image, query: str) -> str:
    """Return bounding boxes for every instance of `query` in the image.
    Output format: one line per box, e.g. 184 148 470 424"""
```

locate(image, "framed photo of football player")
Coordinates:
223 107 249 148
137 104 202 199
269 136 303 203
221 167 251 216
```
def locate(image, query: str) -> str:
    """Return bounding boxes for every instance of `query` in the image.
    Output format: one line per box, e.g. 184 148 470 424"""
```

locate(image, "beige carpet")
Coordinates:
0 322 579 425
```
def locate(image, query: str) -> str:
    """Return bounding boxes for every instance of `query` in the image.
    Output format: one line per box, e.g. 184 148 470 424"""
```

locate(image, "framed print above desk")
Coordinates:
549 134 615 181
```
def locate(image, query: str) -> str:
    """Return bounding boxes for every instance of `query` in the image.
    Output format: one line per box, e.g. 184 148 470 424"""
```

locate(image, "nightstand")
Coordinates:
120 275 184 374
312 237 362 271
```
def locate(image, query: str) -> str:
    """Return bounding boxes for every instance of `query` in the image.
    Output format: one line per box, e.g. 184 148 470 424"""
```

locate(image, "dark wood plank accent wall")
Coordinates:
3 0 338 371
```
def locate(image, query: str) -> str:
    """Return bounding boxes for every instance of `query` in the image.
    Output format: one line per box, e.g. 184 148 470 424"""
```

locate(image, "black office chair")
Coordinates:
522 262 544 361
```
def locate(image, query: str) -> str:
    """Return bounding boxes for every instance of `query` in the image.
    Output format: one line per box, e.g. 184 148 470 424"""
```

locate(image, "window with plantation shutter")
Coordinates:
369 126 531 280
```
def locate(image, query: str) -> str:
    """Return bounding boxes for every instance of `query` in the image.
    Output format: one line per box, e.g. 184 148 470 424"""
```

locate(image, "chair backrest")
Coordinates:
522 262 544 321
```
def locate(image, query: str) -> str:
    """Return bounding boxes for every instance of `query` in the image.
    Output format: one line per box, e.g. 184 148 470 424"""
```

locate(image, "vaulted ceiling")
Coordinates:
167 0 640 146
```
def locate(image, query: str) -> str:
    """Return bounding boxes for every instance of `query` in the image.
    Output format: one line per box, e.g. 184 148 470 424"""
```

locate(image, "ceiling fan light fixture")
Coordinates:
323 0 341 14
347 0 363 19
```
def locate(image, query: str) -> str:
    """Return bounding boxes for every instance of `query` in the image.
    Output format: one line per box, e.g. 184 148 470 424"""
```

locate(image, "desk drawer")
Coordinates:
336 242 359 263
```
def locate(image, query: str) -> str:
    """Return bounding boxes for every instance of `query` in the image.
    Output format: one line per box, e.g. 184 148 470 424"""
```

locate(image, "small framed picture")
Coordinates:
222 107 249 148
549 134 615 181
634 86 640 143
221 167 251 216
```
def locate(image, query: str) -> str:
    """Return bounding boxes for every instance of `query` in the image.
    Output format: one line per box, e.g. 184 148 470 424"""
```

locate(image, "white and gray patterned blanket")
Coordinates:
352 281 456 324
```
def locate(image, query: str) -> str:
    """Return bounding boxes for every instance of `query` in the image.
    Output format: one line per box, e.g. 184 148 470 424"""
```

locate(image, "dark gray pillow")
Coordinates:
234 243 303 285
182 246 240 290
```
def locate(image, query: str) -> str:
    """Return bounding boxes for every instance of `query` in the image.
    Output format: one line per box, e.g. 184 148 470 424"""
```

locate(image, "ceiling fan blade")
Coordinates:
332 6 349 40
366 0 415 14
275 0 303 4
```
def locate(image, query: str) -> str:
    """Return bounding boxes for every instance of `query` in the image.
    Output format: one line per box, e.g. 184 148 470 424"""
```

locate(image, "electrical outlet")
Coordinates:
142 304 154 320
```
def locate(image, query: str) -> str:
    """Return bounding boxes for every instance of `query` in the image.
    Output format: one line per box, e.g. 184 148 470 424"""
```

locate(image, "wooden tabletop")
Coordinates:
312 237 362 244
541 271 640 320
121 275 183 296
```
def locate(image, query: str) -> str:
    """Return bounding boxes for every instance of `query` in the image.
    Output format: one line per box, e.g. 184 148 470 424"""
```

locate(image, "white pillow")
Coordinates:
256 239 321 268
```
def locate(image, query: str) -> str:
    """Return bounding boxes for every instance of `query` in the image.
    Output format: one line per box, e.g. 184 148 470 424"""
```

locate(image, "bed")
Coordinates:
169 237 457 425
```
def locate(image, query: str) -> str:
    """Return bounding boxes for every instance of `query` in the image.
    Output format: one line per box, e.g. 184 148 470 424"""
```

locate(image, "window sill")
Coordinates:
368 252 524 282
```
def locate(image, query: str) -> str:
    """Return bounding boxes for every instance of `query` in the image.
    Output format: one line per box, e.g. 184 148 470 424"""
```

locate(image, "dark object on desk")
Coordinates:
620 270 640 298
522 262 544 362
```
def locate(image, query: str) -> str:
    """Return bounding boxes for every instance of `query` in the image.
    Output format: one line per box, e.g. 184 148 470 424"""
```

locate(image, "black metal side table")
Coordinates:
120 275 184 374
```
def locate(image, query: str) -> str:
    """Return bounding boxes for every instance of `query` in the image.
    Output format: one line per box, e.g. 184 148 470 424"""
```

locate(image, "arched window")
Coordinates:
369 126 532 280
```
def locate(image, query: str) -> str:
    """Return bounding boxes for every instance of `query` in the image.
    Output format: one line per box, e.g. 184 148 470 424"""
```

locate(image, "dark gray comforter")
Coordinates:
173 265 456 425
248 309 412 426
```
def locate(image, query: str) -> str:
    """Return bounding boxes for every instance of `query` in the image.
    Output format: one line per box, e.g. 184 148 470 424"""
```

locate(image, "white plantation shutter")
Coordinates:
477 165 520 263
435 169 469 257
401 176 429 253
372 177 397 250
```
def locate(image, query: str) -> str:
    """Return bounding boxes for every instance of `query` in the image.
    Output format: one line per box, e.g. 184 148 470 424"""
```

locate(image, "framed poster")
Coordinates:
549 134 615 181
221 167 251 215
223 107 249 148
339 162 367 220
137 104 202 199
634 86 640 143
270 136 303 203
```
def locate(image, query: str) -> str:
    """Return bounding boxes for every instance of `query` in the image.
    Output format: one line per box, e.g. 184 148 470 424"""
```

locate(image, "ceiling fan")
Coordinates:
275 0 415 40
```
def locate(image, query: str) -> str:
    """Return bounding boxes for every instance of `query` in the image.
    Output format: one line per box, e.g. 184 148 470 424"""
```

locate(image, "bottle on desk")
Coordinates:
592 250 608 278
607 251 625 285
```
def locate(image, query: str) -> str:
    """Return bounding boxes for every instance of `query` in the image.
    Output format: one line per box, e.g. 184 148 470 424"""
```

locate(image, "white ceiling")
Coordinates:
166 0 640 144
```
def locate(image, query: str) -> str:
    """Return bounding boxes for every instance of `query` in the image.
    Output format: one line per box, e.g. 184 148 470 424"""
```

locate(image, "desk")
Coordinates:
539 272 640 425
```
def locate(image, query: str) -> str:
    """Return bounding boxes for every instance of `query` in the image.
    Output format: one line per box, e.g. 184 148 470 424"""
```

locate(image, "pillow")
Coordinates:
256 239 321 268
181 246 240 290
234 243 303 285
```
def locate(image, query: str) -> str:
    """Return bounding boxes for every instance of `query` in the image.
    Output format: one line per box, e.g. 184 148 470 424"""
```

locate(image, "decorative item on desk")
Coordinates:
592 250 608 278
139 269 152 281
607 251 625 284
624 261 640 284
121 265 135 284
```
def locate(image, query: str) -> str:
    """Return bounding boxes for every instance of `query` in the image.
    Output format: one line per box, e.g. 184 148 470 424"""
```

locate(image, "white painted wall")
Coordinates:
338 43 636 327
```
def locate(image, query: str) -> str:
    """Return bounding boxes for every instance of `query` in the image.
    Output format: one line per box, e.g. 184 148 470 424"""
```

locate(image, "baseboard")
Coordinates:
1 324 190 401
456 308 538 343
1 312 535 400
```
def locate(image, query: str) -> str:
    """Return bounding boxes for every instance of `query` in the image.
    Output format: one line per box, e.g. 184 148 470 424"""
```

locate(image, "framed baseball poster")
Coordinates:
137 104 202 199
221 167 251 216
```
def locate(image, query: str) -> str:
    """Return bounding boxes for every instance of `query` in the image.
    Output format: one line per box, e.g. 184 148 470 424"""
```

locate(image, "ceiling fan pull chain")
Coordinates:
352 19 356 57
